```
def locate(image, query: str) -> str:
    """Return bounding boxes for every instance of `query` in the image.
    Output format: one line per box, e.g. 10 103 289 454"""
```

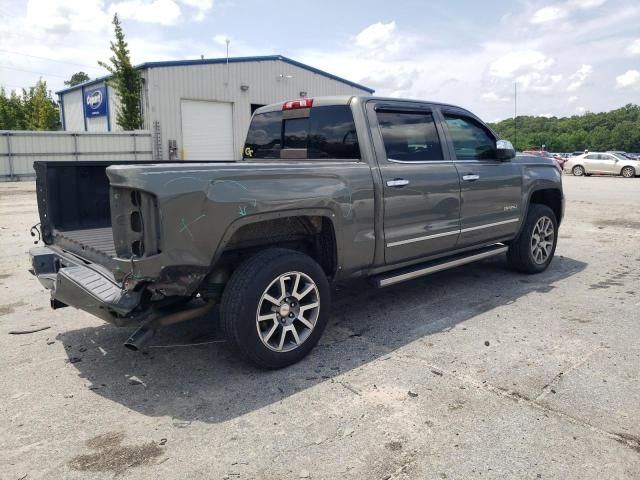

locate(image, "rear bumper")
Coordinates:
29 246 144 327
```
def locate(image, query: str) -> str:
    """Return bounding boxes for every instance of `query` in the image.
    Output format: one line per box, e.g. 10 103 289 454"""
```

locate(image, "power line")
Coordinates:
0 49 103 71
0 64 69 78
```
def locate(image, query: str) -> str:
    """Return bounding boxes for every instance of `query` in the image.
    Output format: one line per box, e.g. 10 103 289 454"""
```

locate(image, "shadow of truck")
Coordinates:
58 255 586 424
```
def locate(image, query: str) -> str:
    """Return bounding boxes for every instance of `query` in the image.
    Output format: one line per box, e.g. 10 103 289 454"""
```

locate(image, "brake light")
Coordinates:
283 98 313 110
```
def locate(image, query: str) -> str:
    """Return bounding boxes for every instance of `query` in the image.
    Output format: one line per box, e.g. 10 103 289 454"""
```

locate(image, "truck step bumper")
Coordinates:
30 246 143 326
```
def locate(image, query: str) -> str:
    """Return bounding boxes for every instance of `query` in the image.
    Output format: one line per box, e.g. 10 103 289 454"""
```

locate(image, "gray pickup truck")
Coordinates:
30 96 563 368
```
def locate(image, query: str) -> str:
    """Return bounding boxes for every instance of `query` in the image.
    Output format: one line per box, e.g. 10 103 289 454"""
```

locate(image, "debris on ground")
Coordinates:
8 326 51 335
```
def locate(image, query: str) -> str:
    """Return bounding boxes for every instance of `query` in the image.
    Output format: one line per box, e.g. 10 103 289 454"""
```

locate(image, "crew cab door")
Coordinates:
440 108 522 248
367 101 461 264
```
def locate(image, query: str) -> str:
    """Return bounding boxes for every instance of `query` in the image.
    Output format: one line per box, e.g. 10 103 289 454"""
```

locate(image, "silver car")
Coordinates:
565 152 639 178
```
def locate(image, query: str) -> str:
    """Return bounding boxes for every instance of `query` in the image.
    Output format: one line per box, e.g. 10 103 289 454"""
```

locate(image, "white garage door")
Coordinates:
181 100 234 160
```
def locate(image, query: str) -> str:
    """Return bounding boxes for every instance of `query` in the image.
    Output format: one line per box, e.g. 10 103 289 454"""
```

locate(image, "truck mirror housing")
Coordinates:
496 139 516 160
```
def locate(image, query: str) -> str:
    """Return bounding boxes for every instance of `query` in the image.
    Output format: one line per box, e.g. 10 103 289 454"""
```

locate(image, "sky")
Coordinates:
0 0 639 122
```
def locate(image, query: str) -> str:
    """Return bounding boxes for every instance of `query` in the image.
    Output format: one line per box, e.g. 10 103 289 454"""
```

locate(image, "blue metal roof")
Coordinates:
55 55 374 95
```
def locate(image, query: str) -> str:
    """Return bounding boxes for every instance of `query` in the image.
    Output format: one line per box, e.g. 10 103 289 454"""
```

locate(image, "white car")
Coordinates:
565 152 639 178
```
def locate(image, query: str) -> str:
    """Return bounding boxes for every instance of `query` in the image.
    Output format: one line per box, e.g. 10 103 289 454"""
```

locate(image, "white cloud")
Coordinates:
24 0 111 34
567 64 592 91
516 72 563 93
626 39 640 56
531 6 568 24
568 0 607 9
489 50 555 78
179 0 213 21
354 21 396 50
109 0 182 26
481 91 510 103
616 69 640 89
568 95 578 103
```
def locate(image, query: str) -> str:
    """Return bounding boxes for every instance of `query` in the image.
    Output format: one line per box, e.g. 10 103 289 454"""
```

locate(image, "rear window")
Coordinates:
244 105 360 160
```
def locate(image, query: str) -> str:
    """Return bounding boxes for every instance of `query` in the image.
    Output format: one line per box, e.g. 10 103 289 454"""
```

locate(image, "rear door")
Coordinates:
440 108 522 248
367 101 461 264
582 153 601 173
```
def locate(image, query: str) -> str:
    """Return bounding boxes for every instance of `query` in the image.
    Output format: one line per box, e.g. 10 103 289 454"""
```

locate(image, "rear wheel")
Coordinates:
572 165 585 176
507 204 558 274
220 248 330 369
621 166 636 178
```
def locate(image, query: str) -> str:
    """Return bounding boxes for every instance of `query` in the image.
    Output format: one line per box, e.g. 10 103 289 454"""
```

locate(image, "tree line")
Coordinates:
489 104 640 153
0 14 141 132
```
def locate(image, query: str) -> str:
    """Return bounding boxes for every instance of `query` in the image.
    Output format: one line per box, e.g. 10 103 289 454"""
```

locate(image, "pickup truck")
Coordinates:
30 96 563 368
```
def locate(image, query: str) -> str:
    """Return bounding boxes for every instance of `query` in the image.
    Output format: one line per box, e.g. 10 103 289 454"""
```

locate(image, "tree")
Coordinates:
98 14 142 130
22 79 60 130
64 71 91 87
0 80 59 131
0 88 26 130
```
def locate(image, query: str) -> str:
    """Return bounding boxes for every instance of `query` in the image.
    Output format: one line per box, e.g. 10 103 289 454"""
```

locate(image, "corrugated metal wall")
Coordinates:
146 58 369 159
0 131 152 181
60 58 370 160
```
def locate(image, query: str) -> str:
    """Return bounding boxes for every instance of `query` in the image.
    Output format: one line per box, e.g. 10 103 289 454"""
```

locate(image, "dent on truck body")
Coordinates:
105 161 375 297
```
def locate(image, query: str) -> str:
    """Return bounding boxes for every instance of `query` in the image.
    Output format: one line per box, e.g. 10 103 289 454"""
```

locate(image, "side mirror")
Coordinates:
496 139 516 160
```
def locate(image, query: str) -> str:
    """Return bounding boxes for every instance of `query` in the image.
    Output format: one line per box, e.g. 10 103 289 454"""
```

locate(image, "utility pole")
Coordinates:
514 82 518 150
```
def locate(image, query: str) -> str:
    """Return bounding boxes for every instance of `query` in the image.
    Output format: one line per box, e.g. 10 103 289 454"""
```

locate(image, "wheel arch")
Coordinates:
212 209 341 279
526 187 563 227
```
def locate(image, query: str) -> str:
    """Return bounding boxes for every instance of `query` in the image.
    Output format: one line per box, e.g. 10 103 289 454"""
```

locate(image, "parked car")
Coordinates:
566 152 639 177
522 150 565 170
29 96 564 368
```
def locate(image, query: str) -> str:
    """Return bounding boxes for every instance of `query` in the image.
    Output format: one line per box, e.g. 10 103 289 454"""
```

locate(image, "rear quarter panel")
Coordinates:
106 161 376 280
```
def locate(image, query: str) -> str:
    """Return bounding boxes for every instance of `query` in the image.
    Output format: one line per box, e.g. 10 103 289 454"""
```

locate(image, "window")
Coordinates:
376 111 444 161
243 111 282 158
307 106 359 159
585 154 599 160
243 105 360 159
443 114 496 160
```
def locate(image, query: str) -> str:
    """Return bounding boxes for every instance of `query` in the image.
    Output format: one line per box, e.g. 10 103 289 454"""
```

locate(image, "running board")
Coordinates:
372 244 508 288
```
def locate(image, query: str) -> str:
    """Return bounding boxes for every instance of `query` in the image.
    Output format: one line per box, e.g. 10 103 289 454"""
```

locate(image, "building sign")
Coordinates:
84 86 107 118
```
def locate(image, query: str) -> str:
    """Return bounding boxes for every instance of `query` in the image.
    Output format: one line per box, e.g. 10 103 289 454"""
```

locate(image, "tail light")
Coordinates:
283 98 313 110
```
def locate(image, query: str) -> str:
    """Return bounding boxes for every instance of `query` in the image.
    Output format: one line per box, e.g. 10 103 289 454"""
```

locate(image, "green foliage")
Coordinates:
98 14 142 131
0 80 59 131
489 104 640 152
64 71 91 86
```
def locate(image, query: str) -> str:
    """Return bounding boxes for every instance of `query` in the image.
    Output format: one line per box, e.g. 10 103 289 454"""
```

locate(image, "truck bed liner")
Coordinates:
53 228 116 258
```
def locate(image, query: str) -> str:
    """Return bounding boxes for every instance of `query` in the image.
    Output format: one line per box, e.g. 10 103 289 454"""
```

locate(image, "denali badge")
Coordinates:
504 204 518 211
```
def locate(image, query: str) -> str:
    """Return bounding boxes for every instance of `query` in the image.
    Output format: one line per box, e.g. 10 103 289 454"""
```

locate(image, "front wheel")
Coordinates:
507 204 558 274
220 248 330 369
572 165 585 176
621 166 636 178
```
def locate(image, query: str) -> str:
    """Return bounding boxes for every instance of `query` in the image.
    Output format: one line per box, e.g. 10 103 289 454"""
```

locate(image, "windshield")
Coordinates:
611 153 628 161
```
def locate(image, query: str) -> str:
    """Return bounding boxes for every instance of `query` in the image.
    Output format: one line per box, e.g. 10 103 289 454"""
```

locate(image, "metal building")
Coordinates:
56 55 373 160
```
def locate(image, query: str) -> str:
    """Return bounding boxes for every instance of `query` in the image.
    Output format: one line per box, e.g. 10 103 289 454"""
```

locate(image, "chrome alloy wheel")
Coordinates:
256 271 320 352
621 166 635 178
530 216 555 265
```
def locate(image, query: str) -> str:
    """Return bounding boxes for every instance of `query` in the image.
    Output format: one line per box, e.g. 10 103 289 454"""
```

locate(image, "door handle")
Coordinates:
386 178 410 187
462 174 480 182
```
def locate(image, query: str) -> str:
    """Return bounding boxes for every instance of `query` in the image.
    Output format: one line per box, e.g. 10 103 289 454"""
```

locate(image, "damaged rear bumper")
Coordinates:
29 246 144 326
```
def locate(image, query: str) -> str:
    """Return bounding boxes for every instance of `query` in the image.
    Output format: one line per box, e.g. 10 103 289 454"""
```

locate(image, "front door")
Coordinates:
440 109 522 248
367 102 461 264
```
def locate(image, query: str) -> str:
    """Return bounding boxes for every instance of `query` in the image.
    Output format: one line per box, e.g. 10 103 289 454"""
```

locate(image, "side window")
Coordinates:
376 111 444 161
585 154 598 160
443 114 497 160
244 111 282 158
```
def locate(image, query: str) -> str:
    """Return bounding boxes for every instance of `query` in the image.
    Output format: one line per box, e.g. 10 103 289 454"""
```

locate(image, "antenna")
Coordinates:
514 81 518 150
225 38 230 86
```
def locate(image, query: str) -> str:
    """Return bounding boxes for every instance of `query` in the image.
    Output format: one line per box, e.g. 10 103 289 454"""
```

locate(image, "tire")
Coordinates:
572 165 585 176
220 248 330 369
507 204 558 274
621 166 636 178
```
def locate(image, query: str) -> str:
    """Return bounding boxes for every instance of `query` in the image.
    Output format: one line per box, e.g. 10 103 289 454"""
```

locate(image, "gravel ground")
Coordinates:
1 175 639 480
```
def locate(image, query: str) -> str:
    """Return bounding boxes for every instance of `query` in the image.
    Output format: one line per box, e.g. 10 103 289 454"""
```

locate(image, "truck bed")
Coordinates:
53 228 116 257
